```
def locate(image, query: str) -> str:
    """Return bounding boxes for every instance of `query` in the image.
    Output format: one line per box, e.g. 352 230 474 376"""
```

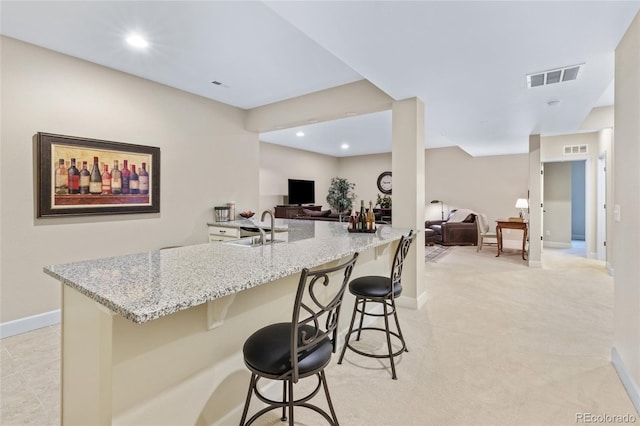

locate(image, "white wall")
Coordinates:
258 142 338 212
0 37 259 324
543 162 572 247
613 11 640 414
597 128 614 269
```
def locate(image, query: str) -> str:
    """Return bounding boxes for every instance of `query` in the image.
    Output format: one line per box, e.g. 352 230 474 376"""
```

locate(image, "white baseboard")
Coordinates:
607 262 614 277
543 241 572 249
0 309 61 339
612 347 640 415
396 290 427 310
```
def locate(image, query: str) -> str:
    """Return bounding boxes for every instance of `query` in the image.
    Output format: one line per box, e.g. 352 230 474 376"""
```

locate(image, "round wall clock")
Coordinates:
377 171 392 194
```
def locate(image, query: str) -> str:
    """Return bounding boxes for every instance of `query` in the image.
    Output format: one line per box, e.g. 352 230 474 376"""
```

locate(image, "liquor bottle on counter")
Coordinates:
55 159 68 194
368 201 375 230
79 161 90 194
130 164 139 194
139 162 149 195
68 158 80 194
89 157 102 194
101 164 111 194
121 160 130 194
111 160 122 194
359 200 366 230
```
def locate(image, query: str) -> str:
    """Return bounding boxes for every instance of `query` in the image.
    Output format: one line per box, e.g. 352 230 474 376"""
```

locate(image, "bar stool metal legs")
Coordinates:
239 253 359 425
337 231 414 380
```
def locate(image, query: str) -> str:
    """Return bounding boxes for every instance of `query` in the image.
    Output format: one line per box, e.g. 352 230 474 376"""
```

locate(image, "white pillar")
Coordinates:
392 98 426 309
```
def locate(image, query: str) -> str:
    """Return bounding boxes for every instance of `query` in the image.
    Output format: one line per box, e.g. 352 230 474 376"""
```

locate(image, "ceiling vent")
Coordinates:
527 64 583 88
563 144 588 155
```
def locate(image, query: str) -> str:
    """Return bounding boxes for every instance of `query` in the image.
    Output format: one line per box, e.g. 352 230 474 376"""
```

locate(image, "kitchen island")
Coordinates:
44 220 411 425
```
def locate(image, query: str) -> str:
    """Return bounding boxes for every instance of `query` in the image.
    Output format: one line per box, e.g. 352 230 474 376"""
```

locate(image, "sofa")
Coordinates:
425 209 478 246
293 208 347 222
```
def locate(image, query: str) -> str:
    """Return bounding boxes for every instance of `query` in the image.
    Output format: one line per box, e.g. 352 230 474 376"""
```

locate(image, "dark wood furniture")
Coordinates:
495 220 528 260
274 205 322 219
373 208 392 223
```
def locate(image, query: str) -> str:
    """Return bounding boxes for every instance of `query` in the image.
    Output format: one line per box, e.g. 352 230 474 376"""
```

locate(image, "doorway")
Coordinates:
542 160 587 257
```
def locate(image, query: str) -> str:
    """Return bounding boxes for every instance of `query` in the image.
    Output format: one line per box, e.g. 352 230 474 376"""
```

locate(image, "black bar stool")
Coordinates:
240 253 359 426
338 230 414 379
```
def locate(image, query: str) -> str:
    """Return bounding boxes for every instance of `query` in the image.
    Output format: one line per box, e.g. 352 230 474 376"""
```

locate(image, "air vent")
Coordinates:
527 64 583 88
211 80 229 88
563 144 588 155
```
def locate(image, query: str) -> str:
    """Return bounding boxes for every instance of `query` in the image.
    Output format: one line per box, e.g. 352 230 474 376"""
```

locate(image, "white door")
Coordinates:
597 154 607 261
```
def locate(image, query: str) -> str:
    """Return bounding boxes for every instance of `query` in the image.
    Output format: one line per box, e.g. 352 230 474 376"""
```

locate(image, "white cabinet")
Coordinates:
208 225 240 242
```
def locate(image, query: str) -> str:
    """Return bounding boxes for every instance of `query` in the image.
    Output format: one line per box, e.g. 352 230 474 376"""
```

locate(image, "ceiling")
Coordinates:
2 1 638 157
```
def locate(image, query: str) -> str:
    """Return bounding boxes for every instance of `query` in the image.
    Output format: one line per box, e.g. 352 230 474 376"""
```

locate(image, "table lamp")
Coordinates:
515 198 529 218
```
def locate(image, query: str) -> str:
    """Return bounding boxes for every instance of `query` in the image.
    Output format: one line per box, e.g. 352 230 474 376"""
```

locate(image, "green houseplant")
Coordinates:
326 177 357 213
376 193 392 209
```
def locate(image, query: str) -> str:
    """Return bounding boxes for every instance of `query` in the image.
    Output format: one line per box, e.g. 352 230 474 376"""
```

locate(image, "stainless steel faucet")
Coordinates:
260 209 275 245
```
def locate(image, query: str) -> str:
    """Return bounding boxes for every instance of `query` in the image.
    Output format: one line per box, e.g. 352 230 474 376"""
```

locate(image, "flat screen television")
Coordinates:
288 179 315 205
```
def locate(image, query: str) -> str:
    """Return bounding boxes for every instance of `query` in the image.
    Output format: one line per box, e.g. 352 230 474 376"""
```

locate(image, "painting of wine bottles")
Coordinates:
37 132 160 217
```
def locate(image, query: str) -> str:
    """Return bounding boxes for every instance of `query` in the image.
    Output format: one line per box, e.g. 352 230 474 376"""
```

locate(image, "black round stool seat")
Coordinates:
338 231 414 380
243 323 332 377
239 253 359 426
349 276 402 298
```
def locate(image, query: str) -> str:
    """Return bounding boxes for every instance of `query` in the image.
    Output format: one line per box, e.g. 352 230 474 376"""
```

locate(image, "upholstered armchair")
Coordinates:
425 209 478 246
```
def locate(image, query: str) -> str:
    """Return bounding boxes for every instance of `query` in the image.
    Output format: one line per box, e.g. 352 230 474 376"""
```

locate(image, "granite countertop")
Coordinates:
44 220 410 324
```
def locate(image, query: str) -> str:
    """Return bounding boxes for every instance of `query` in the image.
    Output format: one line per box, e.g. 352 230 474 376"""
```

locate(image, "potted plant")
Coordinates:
326 177 357 213
376 193 392 209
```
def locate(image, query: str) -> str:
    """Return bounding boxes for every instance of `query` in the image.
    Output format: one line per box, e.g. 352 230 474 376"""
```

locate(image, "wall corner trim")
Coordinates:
612 347 640 415
397 291 428 310
0 309 61 339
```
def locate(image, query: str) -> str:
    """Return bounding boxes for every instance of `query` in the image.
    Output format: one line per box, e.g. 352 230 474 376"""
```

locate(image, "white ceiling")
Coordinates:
2 1 639 157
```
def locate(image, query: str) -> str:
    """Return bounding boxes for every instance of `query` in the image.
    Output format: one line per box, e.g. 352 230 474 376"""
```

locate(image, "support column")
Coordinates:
392 98 426 309
528 134 542 267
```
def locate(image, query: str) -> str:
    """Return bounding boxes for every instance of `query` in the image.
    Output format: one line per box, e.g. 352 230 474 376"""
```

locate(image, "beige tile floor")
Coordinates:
2 244 637 425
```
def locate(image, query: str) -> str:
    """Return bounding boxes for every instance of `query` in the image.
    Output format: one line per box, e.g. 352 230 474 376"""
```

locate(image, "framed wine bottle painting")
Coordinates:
37 132 160 217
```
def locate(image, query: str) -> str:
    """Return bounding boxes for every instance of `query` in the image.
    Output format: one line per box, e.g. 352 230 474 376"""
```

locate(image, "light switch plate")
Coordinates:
614 204 621 222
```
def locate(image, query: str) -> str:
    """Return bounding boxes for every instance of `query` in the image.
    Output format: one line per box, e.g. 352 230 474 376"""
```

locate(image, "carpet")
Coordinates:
425 244 450 262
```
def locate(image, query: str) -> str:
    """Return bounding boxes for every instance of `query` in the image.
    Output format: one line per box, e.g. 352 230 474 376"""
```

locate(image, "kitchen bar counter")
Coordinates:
44 220 411 425
44 221 408 323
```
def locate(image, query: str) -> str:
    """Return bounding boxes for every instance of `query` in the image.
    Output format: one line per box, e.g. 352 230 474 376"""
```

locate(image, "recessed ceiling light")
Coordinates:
126 34 149 48
341 143 350 150
547 100 561 107
296 131 305 137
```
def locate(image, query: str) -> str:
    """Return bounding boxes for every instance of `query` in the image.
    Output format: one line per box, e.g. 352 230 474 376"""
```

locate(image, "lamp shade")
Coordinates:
515 198 529 209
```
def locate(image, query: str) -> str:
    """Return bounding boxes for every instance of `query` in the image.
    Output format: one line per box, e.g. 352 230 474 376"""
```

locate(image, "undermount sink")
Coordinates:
224 236 284 247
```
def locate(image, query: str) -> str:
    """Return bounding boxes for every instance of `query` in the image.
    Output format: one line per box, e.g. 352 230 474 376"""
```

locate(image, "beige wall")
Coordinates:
541 132 601 256
613 11 640 413
424 147 529 229
0 37 259 324
259 142 338 212
543 162 572 247
338 153 391 209
262 144 531 234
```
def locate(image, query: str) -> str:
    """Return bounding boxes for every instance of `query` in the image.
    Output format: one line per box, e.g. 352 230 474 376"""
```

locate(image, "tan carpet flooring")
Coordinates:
254 245 636 425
